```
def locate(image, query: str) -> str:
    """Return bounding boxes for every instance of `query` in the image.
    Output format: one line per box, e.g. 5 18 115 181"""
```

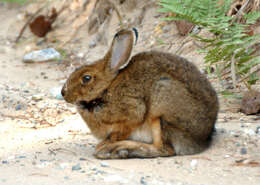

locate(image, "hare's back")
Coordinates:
130 51 218 109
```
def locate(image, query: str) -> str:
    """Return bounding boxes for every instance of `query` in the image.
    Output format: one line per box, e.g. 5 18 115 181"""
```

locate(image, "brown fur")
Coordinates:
62 29 219 159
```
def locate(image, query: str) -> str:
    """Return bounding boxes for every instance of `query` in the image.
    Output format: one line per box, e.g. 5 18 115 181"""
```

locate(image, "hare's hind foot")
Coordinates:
94 140 174 159
94 118 175 159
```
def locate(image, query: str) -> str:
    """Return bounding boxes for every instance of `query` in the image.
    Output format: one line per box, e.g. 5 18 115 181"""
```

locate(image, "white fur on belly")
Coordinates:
128 123 153 144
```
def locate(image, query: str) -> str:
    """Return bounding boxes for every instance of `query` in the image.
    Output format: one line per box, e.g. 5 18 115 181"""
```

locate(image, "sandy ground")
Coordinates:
0 2 259 185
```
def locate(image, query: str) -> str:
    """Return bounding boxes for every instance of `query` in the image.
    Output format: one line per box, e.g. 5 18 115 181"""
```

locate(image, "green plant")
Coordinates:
158 0 260 89
0 0 28 4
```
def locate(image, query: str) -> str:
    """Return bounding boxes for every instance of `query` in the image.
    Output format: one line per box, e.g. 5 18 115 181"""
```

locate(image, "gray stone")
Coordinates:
140 177 148 185
16 155 26 159
72 163 81 171
1 179 6 183
2 160 8 164
15 104 22 111
240 148 247 155
89 39 97 48
23 48 61 63
256 126 260 134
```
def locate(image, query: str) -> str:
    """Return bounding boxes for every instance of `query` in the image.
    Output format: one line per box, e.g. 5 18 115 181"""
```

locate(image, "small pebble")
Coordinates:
40 159 47 162
15 104 22 111
243 129 255 136
17 14 24 20
16 155 26 159
190 159 198 170
64 176 69 180
1 179 6 183
218 128 226 133
224 154 230 158
8 156 15 160
104 174 127 183
25 45 32 52
90 167 97 171
77 52 84 58
140 176 148 185
50 86 63 100
96 170 106 175
89 39 97 48
79 157 87 161
32 94 44 101
72 163 81 171
100 161 109 167
59 163 69 169
240 148 247 155
256 126 260 134
2 160 8 164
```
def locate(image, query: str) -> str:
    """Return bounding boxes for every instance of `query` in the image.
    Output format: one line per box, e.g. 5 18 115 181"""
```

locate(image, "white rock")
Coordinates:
50 86 63 100
77 52 84 58
59 79 67 84
104 174 127 183
190 159 198 170
8 156 15 160
25 45 32 52
59 162 69 169
244 129 255 136
17 14 25 20
23 48 61 63
100 161 109 167
224 154 230 158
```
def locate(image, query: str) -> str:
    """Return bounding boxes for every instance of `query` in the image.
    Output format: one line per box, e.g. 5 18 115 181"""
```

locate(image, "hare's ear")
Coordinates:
105 29 137 73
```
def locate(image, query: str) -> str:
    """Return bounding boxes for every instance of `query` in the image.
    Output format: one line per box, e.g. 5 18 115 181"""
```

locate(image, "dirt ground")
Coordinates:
0 2 259 185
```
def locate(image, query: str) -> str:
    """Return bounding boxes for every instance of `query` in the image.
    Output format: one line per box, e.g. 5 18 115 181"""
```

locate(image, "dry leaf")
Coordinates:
29 8 57 37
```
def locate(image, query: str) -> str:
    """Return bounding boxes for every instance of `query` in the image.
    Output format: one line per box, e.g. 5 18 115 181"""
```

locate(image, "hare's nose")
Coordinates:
61 85 66 97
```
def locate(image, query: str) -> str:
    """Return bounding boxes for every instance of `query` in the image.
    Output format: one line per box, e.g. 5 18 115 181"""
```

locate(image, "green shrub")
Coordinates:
0 0 28 4
159 0 260 89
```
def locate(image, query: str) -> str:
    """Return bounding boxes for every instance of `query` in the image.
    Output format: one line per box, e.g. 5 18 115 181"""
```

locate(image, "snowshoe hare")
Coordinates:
61 28 219 159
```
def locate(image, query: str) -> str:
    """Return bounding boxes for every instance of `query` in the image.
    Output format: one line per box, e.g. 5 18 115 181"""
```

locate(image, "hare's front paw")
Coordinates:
94 140 174 159
94 143 129 159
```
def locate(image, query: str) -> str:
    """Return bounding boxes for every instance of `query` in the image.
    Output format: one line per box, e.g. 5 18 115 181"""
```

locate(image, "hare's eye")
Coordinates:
82 75 92 84
114 32 119 38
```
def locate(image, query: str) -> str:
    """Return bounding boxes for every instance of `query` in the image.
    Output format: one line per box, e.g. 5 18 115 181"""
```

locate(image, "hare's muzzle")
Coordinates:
61 84 68 101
